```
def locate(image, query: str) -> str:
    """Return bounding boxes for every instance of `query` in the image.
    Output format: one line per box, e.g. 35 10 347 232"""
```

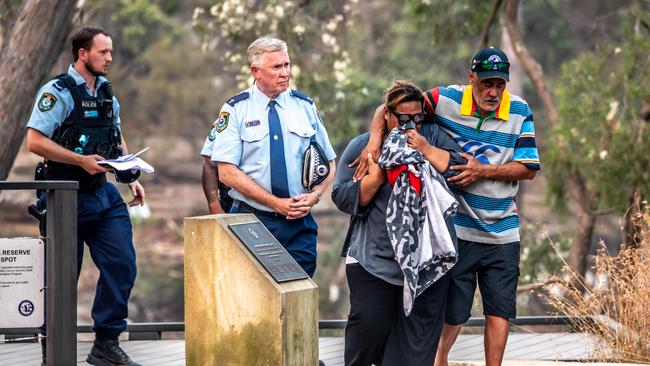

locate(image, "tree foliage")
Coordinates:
404 0 493 46
0 0 22 39
112 39 229 141
85 0 184 66
546 6 650 213
80 0 227 145
193 0 363 148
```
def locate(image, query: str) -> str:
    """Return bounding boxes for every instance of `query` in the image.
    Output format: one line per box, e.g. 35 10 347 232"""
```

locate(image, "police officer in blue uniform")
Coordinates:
210 36 337 277
200 133 232 214
26 27 143 366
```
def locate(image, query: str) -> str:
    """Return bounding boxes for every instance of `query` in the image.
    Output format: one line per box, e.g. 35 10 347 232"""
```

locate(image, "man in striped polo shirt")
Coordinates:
354 48 540 366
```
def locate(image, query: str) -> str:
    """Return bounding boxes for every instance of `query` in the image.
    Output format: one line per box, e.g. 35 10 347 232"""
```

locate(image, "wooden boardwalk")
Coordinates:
0 333 597 365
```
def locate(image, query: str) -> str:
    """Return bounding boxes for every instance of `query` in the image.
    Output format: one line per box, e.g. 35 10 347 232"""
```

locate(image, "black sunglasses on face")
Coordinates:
390 110 426 125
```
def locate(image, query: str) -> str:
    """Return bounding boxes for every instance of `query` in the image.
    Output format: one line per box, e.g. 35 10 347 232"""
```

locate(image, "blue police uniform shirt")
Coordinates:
27 65 121 138
210 84 336 211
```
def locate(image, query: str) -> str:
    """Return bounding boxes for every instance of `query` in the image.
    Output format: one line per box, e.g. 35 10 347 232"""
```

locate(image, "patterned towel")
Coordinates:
379 127 458 316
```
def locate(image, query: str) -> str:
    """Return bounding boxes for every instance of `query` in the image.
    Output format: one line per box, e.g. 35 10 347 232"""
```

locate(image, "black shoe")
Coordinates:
86 339 142 366
319 361 325 366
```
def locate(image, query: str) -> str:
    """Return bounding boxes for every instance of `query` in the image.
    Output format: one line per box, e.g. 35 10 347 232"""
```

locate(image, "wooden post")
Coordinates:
45 186 77 366
184 214 318 365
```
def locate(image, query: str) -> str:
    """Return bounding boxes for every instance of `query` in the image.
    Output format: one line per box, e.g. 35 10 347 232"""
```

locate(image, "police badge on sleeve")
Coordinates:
216 112 230 133
38 93 57 112
208 126 217 141
208 111 229 140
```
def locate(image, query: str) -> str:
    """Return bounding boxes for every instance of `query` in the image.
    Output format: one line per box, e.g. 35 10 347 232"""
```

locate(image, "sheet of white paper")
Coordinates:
119 146 149 161
99 157 154 173
98 148 155 174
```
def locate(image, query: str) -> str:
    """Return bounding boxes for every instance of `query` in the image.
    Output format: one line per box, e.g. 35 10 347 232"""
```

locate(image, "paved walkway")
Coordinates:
0 333 634 365
452 362 644 366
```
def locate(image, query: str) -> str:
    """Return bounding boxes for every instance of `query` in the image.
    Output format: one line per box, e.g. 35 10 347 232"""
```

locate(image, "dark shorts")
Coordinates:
445 239 520 324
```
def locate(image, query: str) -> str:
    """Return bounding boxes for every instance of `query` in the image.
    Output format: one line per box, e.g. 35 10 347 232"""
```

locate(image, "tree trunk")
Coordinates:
502 0 597 277
0 0 76 180
568 198 596 276
624 102 648 248
623 188 643 248
563 169 598 276
500 22 523 96
501 14 528 214
502 0 558 125
478 0 503 49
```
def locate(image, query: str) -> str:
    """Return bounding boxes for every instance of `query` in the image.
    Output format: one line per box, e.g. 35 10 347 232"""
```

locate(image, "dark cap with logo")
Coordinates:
471 47 510 81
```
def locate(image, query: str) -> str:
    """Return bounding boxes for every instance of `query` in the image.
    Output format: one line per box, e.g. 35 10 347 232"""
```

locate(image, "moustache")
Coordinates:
485 97 499 103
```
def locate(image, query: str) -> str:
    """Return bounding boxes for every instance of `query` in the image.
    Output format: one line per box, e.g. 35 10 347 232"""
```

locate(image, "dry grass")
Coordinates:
544 203 650 364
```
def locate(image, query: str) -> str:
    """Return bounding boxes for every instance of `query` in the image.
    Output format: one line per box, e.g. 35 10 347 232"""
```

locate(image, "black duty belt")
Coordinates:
78 174 107 193
232 200 282 218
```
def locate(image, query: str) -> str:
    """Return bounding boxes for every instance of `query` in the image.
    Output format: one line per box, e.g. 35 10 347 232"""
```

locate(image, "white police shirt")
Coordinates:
210 84 336 212
27 65 121 138
200 134 214 157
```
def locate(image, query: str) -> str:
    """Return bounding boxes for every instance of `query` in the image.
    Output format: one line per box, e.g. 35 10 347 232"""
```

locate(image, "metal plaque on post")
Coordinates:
228 222 308 283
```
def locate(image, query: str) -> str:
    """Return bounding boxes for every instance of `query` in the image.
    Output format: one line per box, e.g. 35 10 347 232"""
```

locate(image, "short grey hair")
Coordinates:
247 36 288 66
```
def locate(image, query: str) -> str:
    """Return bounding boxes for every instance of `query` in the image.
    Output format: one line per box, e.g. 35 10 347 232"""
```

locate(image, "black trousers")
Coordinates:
344 263 449 366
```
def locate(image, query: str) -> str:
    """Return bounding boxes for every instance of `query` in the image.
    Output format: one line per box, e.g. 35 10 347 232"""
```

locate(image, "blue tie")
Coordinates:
268 100 290 198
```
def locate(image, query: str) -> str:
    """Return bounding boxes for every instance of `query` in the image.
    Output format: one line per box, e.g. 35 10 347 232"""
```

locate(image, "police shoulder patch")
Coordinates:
208 127 217 141
38 93 57 112
290 89 314 104
215 111 230 133
226 92 249 107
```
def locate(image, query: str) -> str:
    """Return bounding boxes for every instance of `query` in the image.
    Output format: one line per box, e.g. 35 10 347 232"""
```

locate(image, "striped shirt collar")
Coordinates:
460 85 511 121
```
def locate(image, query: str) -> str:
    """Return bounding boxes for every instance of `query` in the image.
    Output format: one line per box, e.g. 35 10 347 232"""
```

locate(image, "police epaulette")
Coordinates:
54 73 78 91
52 73 72 91
53 80 65 92
226 92 249 107
290 90 314 104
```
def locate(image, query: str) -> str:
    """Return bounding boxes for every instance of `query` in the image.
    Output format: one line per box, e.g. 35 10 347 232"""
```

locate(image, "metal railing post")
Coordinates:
0 181 78 365
45 186 77 366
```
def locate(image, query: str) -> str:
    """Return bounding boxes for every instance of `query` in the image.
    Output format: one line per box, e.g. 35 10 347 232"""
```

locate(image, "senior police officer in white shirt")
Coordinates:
209 36 336 277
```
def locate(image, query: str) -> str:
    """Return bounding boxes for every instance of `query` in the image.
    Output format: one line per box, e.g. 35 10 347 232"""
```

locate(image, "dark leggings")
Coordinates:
344 263 449 366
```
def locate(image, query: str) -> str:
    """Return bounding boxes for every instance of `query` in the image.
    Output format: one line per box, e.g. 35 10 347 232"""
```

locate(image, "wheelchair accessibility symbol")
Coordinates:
18 300 34 316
